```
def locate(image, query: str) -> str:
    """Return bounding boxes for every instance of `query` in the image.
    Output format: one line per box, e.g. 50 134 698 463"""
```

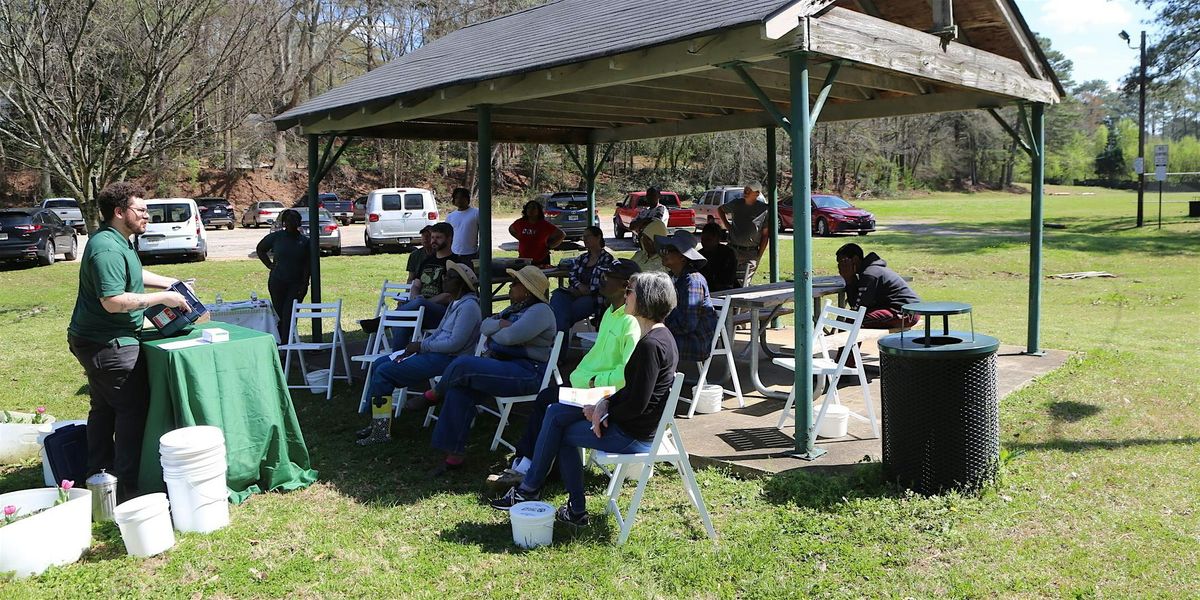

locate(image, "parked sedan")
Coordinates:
779 194 876 236
272 208 341 255
540 191 597 239
241 200 286 228
0 207 79 266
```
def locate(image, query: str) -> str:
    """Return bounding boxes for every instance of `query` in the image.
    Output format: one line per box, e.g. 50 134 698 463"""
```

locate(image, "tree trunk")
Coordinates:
272 130 289 180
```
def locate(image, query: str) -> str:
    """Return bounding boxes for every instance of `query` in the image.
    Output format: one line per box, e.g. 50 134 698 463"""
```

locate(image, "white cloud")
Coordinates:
1035 0 1133 34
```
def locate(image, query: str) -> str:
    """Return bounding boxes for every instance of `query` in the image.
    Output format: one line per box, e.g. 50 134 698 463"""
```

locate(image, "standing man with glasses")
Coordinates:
718 182 770 286
68 182 194 501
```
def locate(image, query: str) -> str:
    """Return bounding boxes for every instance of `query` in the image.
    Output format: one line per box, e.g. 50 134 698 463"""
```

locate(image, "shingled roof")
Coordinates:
275 0 1062 143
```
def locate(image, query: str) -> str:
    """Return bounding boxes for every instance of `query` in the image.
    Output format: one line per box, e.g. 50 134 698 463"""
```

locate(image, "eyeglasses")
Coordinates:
124 206 149 216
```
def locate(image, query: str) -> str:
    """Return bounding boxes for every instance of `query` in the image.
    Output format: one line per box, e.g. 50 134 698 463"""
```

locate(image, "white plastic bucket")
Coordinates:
305 369 331 393
159 426 224 453
692 385 725 414
0 413 55 464
163 468 229 533
38 419 87 486
113 493 175 557
816 404 851 439
509 501 555 549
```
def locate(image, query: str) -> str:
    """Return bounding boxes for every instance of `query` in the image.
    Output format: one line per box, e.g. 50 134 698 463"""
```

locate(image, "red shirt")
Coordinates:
513 218 557 265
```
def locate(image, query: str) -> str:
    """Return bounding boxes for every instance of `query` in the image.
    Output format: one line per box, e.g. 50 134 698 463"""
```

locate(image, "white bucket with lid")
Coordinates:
159 426 230 533
113 493 175 557
815 404 851 439
305 369 331 393
509 501 555 549
692 385 725 414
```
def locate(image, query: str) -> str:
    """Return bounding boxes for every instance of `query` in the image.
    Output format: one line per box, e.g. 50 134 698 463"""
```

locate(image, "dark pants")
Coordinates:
431 356 543 456
68 335 150 500
391 297 448 349
269 278 308 342
514 384 559 459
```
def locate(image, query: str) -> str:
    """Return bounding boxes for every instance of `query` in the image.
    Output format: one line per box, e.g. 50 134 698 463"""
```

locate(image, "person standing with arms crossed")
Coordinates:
444 187 480 261
718 183 770 286
256 209 310 342
67 182 193 502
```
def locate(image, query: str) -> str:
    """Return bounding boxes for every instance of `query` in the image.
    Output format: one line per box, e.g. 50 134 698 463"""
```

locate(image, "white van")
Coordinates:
364 187 438 253
136 198 207 262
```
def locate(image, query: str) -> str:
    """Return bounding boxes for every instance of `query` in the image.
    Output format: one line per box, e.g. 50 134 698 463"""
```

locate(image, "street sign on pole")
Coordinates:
1155 166 1167 182
1133 157 1144 174
1154 144 1169 167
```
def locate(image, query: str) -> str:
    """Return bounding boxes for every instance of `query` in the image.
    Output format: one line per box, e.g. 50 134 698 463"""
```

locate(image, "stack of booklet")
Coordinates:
557 386 616 408
145 281 208 337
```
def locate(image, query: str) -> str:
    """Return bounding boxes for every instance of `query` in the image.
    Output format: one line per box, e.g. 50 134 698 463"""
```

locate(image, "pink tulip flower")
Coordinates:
60 480 74 491
3 505 15 517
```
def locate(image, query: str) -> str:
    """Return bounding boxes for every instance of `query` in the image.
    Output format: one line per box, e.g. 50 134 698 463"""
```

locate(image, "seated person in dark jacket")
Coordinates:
836 243 920 329
697 223 739 292
489 271 679 527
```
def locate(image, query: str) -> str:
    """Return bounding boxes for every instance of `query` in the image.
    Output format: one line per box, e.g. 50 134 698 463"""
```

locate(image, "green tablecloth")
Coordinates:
138 322 318 504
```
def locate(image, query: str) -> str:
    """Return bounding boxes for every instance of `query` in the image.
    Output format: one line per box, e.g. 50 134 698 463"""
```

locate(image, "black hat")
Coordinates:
605 259 641 281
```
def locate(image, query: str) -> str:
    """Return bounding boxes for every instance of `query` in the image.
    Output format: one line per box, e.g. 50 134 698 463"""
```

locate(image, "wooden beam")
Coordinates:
753 59 927 96
348 121 590 144
300 24 800 134
628 74 793 104
688 65 864 101
517 98 697 121
764 0 837 39
987 0 1054 85
591 110 774 143
550 90 730 116
800 7 1058 104
584 84 766 112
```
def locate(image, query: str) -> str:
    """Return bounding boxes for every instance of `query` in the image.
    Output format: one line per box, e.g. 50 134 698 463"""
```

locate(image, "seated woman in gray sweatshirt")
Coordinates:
425 266 557 475
357 262 483 446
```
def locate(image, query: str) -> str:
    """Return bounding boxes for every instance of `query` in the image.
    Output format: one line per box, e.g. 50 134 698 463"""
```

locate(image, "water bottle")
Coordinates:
86 470 118 522
250 290 258 303
215 292 223 305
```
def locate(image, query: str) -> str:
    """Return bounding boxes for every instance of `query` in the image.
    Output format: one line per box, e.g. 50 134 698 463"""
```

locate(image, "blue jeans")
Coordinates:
521 403 650 514
391 297 448 349
514 384 559 459
431 356 543 455
367 352 455 403
548 288 595 333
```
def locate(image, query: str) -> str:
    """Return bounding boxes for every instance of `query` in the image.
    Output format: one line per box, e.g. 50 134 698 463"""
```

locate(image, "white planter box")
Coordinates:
0 413 56 463
0 488 92 578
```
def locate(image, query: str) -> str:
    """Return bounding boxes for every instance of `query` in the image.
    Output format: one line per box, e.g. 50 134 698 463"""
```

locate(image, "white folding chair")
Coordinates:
591 372 718 546
280 299 353 401
773 302 878 446
354 308 424 417
423 334 487 428
477 331 565 452
680 297 744 418
361 280 412 368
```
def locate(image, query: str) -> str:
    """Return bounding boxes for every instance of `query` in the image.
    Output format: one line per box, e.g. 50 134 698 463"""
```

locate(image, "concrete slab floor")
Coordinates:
676 327 1071 478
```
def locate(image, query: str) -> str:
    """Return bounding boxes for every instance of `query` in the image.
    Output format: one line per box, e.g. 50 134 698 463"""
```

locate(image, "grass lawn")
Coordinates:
1 186 1197 597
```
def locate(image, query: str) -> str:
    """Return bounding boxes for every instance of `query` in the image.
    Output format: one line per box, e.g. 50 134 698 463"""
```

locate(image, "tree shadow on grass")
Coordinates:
1009 436 1200 454
1047 401 1101 423
0 463 45 494
762 461 902 511
438 515 616 553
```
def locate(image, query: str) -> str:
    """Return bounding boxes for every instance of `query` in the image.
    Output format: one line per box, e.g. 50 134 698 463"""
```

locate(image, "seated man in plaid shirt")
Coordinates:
655 230 718 365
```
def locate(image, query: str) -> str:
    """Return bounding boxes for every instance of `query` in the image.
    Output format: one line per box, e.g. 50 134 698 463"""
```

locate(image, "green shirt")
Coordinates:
569 302 641 389
68 225 145 345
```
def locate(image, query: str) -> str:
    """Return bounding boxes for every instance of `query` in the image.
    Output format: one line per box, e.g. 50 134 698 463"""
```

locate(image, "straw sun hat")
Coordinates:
446 260 478 292
505 265 550 302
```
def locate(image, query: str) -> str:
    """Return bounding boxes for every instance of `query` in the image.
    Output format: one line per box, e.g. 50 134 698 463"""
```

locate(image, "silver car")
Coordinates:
271 208 341 255
241 200 286 228
693 186 744 231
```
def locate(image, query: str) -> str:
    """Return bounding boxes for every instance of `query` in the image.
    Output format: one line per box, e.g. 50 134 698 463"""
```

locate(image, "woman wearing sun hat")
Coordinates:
630 218 668 273
356 261 483 446
655 230 718 365
424 265 557 475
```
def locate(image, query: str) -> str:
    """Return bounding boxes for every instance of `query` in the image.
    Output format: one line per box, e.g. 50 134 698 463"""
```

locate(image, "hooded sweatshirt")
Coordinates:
850 252 920 312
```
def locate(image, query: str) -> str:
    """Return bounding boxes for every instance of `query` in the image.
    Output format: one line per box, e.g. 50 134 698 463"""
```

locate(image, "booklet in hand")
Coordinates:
145 281 209 337
558 386 616 408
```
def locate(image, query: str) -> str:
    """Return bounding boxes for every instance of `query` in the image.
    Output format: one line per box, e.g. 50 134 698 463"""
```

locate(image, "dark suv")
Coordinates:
195 197 235 230
539 191 596 239
0 207 79 266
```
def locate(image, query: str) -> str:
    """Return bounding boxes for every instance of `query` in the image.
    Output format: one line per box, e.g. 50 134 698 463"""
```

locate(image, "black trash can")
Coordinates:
878 303 1000 494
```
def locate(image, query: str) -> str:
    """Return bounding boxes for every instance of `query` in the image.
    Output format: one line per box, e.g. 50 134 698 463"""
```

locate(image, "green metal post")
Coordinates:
585 142 597 226
306 135 323 339
766 126 779 285
788 52 822 459
478 105 493 316
1026 103 1045 356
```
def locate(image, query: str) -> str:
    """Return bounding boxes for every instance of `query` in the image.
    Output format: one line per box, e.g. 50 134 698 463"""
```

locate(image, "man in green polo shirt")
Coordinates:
486 259 643 488
68 181 192 500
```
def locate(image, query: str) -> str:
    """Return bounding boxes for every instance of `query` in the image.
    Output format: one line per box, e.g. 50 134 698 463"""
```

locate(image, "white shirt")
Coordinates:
446 207 479 255
636 204 669 226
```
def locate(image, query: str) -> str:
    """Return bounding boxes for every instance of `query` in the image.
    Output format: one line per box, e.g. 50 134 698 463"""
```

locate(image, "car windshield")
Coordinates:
298 210 333 224
548 195 587 210
813 196 852 209
259 202 284 209
0 212 33 226
44 199 78 208
147 203 192 224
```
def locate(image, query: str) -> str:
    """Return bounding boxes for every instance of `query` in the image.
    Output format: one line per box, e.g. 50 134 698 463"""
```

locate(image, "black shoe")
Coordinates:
355 425 372 439
489 486 539 510
555 504 589 527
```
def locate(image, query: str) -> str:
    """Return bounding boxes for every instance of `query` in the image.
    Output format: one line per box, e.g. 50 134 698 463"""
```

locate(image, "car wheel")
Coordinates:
614 217 626 239
858 231 869 236
64 236 78 261
331 246 342 256
226 222 235 230
38 240 56 266
816 218 829 237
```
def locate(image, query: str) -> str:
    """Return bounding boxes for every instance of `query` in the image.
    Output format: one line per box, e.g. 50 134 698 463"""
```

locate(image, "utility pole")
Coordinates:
1135 31 1147 228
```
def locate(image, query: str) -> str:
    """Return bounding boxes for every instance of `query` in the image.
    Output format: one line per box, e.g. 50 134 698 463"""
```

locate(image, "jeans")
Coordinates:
68 335 150 500
514 384 559 459
521 403 650 514
391 297 448 349
367 352 455 404
431 356 544 455
548 288 596 333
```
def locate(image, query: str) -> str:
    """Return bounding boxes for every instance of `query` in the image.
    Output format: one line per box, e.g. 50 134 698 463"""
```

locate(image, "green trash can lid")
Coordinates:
878 329 999 358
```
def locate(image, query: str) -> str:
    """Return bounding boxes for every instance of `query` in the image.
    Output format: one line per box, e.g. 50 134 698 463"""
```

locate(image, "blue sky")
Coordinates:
1016 0 1158 88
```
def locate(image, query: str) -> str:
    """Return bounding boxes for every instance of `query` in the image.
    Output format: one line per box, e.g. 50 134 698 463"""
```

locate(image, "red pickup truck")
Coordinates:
612 191 696 238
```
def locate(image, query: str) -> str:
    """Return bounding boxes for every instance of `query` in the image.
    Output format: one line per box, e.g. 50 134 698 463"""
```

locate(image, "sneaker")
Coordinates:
554 504 589 527
486 468 525 489
489 486 539 511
